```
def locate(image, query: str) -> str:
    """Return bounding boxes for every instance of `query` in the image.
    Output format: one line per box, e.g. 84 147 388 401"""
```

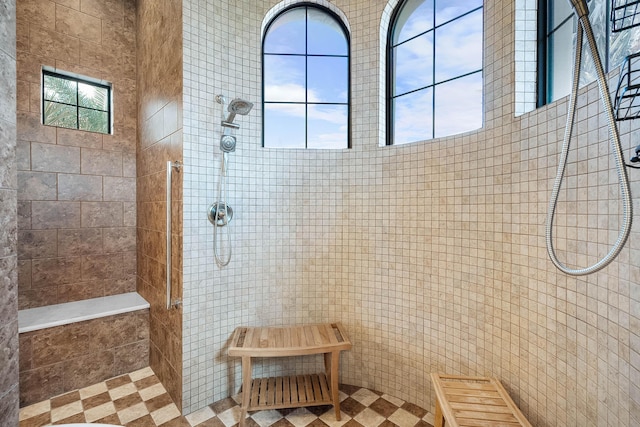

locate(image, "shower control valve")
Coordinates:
208 202 233 226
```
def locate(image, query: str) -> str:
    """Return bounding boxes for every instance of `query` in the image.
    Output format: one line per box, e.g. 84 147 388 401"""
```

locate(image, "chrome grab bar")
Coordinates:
167 160 182 309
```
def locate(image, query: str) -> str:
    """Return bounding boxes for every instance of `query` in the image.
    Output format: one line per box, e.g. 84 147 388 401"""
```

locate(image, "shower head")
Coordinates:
222 98 253 128
567 0 589 18
222 98 253 129
229 99 253 115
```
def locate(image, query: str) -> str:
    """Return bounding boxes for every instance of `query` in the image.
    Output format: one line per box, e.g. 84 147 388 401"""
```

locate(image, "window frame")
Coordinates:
386 0 484 145
42 69 113 135
261 3 351 149
536 0 612 107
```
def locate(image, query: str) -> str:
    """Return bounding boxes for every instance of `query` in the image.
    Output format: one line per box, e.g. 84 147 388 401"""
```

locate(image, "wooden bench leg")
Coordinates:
325 351 341 421
434 397 444 427
240 356 252 427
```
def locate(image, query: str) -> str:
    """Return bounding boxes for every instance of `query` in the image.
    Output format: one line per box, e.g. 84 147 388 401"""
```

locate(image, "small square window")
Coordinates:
42 70 112 135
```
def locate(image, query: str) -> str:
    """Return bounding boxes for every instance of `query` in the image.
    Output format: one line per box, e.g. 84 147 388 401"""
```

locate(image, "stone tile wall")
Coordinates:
18 309 149 406
0 0 19 425
136 0 184 410
16 0 138 309
182 1 640 426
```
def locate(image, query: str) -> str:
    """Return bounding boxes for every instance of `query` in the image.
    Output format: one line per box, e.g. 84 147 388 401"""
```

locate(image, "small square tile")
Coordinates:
83 391 112 410
109 382 138 400
161 416 192 426
117 401 149 424
401 402 427 419
216 406 244 427
114 391 143 411
106 374 133 389
193 417 227 427
151 403 182 425
50 400 83 423
370 398 400 418
18 411 50 427
251 409 284 427
79 381 109 399
211 397 237 415
146 392 175 412
50 390 80 409
126 413 156 426
338 398 365 417
140 383 169 401
318 410 350 427
387 408 420 427
56 412 86 424
380 394 404 408
84 401 117 423
185 405 215 425
338 385 360 396
94 412 122 424
19 400 51 421
353 408 385 427
284 408 317 427
350 389 379 407
129 366 155 382
135 374 161 390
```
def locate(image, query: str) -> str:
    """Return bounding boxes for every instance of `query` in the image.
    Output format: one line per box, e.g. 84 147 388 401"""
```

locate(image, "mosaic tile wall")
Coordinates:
182 0 640 426
0 0 19 425
15 0 138 309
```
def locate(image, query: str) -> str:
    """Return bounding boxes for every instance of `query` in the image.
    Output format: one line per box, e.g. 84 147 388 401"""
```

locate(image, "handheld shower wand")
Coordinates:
545 0 633 275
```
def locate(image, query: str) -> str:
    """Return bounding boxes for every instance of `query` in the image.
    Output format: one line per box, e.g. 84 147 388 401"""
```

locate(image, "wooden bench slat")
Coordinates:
450 402 513 414
458 418 523 427
431 373 532 427
453 410 519 422
442 382 496 391
447 395 506 405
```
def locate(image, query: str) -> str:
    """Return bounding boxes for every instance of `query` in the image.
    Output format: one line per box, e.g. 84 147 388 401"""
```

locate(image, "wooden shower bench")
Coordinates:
431 374 532 427
228 323 352 427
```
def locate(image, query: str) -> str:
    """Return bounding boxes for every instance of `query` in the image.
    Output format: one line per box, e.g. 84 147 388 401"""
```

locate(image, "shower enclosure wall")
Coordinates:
181 0 640 426
14 0 143 405
2 0 639 426
0 0 18 424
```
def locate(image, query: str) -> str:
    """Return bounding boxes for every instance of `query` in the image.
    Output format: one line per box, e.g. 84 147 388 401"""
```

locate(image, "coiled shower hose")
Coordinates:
545 7 632 275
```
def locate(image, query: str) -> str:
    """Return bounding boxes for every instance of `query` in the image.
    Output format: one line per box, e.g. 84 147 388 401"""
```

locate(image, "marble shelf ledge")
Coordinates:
18 292 150 333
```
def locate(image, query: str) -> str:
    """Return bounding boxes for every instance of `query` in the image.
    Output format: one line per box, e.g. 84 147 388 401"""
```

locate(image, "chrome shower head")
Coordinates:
567 0 589 18
228 99 253 115
222 98 253 128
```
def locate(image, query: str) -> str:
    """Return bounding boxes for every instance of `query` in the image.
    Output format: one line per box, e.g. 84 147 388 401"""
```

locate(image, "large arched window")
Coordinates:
387 0 483 145
263 4 350 149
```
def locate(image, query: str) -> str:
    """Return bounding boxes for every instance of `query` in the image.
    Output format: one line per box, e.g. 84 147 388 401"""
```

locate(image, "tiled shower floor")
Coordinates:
19 367 435 427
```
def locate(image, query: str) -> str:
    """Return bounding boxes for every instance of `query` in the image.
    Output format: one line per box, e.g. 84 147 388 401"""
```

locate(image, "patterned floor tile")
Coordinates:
18 367 434 427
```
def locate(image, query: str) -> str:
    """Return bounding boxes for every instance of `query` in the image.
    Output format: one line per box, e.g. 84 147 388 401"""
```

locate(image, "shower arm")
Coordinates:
545 9 633 276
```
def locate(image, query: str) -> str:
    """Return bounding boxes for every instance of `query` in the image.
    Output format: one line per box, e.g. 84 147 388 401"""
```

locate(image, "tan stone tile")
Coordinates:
79 381 108 399
138 383 167 402
50 400 83 422
55 4 101 43
116 401 149 424
19 400 50 421
129 366 155 382
109 382 138 401
50 390 80 409
150 403 181 426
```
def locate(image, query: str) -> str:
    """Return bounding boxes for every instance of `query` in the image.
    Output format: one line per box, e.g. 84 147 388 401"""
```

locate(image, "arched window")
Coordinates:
387 0 483 145
263 4 350 149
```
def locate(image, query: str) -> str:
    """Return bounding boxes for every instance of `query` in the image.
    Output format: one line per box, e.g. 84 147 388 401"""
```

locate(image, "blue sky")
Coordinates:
263 1 483 148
